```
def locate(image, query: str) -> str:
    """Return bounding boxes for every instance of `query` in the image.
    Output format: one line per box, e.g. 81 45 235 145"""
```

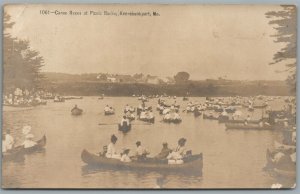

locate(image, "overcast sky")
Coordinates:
5 4 291 80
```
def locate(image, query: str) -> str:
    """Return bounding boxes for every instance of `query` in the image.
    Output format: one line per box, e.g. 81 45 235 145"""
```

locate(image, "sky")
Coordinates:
5 4 292 80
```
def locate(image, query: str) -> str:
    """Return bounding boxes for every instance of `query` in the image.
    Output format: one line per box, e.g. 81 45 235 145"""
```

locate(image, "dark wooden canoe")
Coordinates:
3 135 46 161
118 124 131 133
104 111 115 116
71 108 83 116
81 149 203 174
163 118 182 124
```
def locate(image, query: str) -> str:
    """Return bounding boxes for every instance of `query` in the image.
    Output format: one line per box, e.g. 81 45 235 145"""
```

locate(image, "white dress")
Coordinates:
106 143 121 159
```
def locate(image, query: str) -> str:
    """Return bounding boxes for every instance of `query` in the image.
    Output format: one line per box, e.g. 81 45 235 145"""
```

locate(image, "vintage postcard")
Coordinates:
2 4 296 189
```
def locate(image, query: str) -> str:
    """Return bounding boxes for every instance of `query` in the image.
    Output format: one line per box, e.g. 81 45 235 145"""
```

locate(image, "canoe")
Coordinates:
118 124 132 133
54 99 65 102
104 111 115 116
163 118 182 124
203 113 219 120
225 123 272 130
81 149 203 174
253 104 268 109
71 108 83 116
139 117 155 124
225 119 262 124
64 96 83 100
3 135 46 161
182 97 189 101
3 104 33 108
3 105 34 112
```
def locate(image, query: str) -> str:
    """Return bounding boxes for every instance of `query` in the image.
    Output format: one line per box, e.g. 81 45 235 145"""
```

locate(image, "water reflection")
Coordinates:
81 165 202 188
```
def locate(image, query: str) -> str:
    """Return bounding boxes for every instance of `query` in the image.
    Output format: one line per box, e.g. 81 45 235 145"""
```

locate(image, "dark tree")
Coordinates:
174 72 190 83
3 12 45 93
265 5 296 92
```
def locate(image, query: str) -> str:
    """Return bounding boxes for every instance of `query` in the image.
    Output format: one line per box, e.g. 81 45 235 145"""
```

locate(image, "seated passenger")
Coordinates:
105 134 121 159
155 142 172 160
120 116 130 126
120 148 131 163
135 141 149 160
167 138 187 161
2 129 14 153
104 105 110 112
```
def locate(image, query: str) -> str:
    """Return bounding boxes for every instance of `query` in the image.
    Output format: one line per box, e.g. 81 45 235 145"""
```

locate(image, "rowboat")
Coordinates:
118 124 131 133
81 149 203 174
3 135 46 161
71 108 83 116
225 123 272 130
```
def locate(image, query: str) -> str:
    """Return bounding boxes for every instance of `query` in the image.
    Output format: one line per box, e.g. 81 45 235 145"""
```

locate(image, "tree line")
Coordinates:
3 12 44 94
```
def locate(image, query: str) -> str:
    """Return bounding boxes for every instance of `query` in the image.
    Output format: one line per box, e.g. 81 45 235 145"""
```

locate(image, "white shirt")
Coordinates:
2 134 14 152
140 112 146 119
136 145 147 156
121 118 129 125
106 143 117 158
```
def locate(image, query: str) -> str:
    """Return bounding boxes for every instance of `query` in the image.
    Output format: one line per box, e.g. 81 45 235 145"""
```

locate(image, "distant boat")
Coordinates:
71 108 83 116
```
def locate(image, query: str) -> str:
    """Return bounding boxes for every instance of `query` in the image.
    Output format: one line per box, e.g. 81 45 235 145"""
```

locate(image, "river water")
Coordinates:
2 96 293 188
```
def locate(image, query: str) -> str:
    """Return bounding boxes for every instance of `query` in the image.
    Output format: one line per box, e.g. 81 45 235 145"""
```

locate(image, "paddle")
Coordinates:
98 122 152 126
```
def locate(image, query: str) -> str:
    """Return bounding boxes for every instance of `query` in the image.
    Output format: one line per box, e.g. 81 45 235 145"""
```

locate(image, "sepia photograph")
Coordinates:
2 4 296 189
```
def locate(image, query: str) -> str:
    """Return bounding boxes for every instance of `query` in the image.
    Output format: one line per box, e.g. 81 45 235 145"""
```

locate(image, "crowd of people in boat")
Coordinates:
104 105 115 115
2 126 38 153
3 88 48 107
100 134 190 164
